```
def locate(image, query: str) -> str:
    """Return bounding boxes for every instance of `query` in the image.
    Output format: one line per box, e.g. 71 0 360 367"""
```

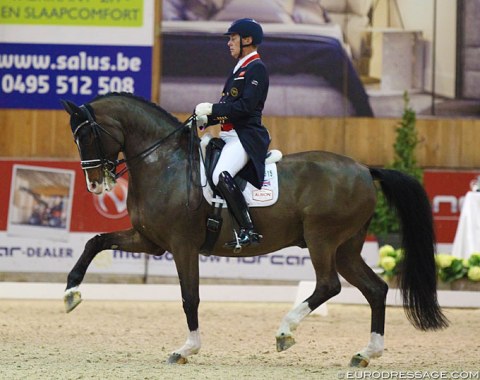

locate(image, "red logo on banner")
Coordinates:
92 178 129 219
424 170 480 243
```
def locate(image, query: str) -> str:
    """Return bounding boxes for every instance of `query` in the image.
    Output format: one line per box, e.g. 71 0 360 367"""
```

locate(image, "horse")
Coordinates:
61 92 448 367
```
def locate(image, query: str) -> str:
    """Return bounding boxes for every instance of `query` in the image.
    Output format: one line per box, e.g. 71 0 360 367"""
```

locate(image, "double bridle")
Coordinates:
73 105 124 180
73 104 193 180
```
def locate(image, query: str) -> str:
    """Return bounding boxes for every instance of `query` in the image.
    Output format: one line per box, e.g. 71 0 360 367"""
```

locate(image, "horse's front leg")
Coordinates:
168 249 200 364
64 228 164 313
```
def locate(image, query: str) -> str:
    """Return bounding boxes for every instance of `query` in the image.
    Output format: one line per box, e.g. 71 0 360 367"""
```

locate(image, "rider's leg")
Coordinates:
212 131 261 248
216 171 262 247
212 130 249 187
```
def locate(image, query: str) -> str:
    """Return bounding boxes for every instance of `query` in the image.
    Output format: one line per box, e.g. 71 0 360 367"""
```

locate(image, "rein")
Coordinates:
114 118 191 179
186 116 205 210
75 104 192 180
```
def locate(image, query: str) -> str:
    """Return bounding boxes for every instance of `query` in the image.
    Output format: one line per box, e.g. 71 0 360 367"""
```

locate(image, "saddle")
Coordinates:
199 134 282 255
201 134 282 204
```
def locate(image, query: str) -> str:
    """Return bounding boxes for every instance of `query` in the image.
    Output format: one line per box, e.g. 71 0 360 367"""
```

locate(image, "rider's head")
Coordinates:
224 18 263 59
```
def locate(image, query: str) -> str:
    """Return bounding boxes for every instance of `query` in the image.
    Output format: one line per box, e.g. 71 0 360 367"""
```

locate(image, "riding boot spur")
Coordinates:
216 171 262 250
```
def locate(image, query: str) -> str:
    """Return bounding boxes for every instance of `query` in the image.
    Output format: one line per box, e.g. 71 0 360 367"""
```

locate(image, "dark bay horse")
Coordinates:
61 93 448 367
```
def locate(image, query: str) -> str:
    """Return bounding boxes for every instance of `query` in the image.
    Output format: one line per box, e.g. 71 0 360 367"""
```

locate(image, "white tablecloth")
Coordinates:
451 191 480 258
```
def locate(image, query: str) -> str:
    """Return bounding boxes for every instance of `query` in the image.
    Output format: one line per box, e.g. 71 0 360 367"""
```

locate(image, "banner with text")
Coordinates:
0 0 153 109
0 160 478 278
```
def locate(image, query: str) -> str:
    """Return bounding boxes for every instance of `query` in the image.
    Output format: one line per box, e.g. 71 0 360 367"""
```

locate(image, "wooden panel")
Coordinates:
0 110 14 156
265 116 346 155
418 119 461 167
33 111 53 157
344 117 396 165
53 111 78 158
0 110 78 159
460 119 480 166
2 108 480 169
2 110 35 157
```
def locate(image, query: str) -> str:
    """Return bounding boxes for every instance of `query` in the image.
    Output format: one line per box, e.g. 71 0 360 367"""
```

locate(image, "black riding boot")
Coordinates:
216 171 262 250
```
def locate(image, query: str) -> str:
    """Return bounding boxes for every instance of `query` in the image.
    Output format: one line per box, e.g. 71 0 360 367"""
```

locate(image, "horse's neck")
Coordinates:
122 119 188 176
116 101 182 156
101 97 187 177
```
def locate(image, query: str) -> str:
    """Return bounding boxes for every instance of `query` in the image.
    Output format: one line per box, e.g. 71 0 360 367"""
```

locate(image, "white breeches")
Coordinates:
212 130 249 186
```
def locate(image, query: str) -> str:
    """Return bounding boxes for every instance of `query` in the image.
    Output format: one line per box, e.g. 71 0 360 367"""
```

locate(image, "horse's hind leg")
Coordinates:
276 236 341 352
64 228 164 313
336 229 388 368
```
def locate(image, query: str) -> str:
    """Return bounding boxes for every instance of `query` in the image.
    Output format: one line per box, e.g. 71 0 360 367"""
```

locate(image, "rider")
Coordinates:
195 18 270 249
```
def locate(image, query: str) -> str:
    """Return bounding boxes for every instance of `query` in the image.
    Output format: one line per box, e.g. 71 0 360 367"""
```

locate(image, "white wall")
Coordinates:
371 0 457 98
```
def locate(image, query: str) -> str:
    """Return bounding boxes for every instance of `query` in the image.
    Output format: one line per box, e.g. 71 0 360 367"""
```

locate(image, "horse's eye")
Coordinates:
77 130 95 146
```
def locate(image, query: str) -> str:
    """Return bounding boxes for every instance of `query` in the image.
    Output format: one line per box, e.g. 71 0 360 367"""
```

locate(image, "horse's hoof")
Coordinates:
349 353 370 367
167 353 188 364
276 335 296 352
64 288 82 313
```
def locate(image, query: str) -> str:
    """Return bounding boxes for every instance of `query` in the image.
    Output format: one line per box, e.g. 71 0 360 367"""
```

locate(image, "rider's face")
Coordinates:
227 33 241 59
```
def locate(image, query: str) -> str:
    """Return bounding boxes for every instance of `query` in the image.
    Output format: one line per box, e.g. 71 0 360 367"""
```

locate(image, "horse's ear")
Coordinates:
61 99 81 115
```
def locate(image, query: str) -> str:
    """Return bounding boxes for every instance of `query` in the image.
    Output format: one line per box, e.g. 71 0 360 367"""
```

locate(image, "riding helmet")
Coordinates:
224 18 263 45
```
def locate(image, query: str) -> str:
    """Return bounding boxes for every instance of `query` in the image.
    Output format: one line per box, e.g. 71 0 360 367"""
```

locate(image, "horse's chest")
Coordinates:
128 199 159 232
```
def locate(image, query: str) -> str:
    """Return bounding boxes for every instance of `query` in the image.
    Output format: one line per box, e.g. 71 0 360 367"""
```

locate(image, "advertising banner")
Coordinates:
0 160 477 279
424 170 480 243
0 0 154 109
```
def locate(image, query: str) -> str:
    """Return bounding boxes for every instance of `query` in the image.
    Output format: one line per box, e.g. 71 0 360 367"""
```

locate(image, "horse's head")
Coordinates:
61 99 124 195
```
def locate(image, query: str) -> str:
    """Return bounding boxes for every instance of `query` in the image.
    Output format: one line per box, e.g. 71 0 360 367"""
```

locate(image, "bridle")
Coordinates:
73 104 125 180
73 104 193 181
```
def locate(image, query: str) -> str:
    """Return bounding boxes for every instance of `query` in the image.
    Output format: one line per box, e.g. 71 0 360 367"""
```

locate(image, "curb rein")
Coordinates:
74 104 196 181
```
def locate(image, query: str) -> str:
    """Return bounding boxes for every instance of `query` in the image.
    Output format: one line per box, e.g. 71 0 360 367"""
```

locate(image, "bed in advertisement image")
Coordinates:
160 0 375 117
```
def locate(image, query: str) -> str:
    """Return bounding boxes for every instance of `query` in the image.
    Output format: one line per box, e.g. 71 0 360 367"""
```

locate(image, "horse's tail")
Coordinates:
370 168 449 330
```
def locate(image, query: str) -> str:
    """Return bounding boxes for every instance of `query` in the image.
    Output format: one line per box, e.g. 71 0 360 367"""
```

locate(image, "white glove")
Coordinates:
187 114 208 130
195 102 213 117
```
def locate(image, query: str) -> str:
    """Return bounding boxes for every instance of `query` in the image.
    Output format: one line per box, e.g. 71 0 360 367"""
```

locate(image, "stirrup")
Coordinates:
225 229 262 253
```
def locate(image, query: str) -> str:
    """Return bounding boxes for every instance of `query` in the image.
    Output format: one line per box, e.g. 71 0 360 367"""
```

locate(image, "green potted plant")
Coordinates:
369 92 423 247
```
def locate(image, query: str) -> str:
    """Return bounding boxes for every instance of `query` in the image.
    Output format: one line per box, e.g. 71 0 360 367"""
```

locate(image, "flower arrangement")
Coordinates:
436 253 480 282
378 245 480 284
378 244 403 280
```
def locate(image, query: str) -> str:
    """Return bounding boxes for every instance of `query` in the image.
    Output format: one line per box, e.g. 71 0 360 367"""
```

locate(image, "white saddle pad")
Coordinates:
200 134 281 208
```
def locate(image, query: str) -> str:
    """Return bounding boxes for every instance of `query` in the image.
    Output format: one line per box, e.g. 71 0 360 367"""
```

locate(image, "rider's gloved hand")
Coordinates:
187 114 208 130
195 102 213 117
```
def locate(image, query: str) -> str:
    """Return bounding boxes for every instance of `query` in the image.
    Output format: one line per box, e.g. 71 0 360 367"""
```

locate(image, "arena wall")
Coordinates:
1 110 480 169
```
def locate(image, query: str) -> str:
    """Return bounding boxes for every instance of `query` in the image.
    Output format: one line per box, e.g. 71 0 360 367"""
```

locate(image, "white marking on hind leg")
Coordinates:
357 332 384 359
172 329 201 358
276 302 312 338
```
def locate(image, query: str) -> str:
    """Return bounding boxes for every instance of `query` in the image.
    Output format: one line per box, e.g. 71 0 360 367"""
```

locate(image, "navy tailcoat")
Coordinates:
209 54 270 189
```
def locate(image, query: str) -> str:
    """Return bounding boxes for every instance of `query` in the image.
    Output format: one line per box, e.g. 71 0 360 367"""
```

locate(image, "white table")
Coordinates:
451 191 480 259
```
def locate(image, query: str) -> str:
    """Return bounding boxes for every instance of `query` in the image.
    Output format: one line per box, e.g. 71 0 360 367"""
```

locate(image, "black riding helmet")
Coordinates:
224 18 263 57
